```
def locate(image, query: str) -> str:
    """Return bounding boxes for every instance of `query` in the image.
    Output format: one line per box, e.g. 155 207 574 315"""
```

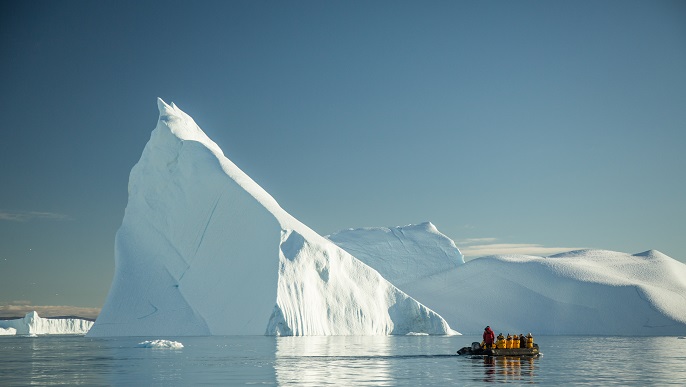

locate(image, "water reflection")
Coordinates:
5 335 685 385
479 356 537 384
275 336 394 386
99 336 278 385
0 336 112 386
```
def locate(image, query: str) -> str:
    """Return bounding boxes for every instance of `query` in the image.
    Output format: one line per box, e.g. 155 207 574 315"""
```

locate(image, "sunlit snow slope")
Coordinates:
331 227 686 336
411 249 686 335
0 311 93 335
87 99 453 337
327 222 464 286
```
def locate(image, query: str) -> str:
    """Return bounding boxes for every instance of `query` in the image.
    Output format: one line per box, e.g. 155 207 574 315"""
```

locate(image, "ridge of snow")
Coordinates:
0 311 93 335
154 98 289 225
88 99 454 337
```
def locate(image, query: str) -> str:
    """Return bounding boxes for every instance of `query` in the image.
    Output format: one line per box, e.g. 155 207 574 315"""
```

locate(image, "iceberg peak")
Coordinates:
156 97 172 114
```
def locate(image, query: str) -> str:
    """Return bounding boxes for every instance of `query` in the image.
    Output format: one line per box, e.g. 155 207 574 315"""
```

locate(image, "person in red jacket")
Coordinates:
483 326 495 349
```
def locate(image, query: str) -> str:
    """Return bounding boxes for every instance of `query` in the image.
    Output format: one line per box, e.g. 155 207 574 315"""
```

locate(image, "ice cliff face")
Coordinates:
269 229 450 335
87 99 454 337
0 311 93 335
327 222 464 286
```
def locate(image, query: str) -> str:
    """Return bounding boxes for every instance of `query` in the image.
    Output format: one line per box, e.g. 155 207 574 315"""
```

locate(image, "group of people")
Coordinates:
483 326 533 349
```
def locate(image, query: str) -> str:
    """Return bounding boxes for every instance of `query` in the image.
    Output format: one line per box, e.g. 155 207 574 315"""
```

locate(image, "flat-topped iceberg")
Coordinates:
87 99 454 337
330 228 686 336
0 311 93 336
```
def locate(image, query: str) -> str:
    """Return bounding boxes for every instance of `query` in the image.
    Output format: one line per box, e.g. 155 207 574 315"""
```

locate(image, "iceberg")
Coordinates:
0 311 93 335
0 327 17 336
329 226 686 336
87 99 454 337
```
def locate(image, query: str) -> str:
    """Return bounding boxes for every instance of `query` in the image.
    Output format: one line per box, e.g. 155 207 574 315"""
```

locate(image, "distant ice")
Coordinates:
0 327 17 335
0 311 93 335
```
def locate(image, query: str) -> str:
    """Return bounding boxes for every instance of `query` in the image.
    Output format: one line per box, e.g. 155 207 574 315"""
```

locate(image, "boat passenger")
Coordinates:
496 333 506 349
483 326 495 349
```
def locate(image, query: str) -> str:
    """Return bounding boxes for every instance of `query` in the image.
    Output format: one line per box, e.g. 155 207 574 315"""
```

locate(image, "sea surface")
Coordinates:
1 335 685 386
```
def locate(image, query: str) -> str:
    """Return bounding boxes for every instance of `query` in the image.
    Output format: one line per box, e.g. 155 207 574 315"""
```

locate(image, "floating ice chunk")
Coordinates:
137 340 184 349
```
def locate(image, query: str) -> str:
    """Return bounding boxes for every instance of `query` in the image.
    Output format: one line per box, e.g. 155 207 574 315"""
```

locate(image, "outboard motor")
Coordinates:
471 342 481 351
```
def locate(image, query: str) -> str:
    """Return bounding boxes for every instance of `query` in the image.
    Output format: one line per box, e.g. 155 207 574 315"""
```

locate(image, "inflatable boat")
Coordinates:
457 342 540 357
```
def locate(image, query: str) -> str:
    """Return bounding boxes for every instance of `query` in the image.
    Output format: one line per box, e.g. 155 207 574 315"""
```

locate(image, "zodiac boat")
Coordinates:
457 342 540 357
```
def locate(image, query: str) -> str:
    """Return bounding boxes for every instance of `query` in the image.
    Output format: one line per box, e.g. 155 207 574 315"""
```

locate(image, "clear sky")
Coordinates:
1 0 685 317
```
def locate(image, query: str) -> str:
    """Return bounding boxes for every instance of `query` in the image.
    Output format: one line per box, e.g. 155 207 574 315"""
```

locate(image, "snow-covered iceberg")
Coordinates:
87 99 454 337
327 222 464 286
329 227 686 336
0 311 93 335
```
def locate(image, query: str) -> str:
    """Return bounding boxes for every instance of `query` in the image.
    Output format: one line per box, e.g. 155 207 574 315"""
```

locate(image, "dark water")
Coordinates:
1 335 685 385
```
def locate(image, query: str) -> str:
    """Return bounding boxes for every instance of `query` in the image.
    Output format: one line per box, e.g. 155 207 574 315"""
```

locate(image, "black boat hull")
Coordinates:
457 343 539 357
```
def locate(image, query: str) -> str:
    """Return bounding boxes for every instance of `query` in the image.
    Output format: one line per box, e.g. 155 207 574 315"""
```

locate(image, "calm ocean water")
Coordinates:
1 335 685 386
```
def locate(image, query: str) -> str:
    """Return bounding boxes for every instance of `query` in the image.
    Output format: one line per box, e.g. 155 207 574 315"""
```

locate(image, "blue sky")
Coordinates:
1 0 684 316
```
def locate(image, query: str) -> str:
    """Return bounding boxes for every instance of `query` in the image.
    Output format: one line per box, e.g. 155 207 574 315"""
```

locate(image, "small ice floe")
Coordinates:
406 332 429 336
137 339 184 349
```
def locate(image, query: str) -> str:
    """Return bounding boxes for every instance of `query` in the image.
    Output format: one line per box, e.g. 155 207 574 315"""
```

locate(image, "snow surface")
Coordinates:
332 228 686 336
0 311 93 335
327 222 464 286
88 99 454 337
137 340 184 349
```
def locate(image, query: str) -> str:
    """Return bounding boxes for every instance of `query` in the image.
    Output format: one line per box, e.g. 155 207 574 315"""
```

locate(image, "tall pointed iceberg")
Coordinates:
88 99 454 337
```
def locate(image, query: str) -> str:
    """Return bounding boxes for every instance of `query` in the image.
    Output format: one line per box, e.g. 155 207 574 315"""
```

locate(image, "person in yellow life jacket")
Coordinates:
513 334 520 348
496 333 506 349
526 333 534 348
506 334 513 349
